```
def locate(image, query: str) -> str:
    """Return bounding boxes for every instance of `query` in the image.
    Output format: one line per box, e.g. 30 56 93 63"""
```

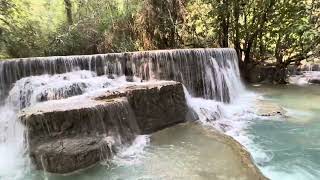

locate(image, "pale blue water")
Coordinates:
2 80 319 180
248 85 320 180
6 124 256 180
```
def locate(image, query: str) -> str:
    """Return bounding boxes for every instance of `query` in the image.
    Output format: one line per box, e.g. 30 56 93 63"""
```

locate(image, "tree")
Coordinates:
248 0 320 83
0 0 46 58
0 0 319 85
48 0 140 55
178 0 217 48
64 0 73 25
135 0 186 50
181 0 320 83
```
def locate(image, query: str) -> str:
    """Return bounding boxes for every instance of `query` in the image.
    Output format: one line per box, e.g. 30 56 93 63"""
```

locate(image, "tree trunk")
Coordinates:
233 0 243 75
233 0 241 57
275 61 287 84
218 0 229 47
169 1 177 48
64 0 73 25
242 40 253 81
275 40 287 84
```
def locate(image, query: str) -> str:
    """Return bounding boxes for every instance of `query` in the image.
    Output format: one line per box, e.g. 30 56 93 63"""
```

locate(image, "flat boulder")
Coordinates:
19 81 190 174
256 100 286 117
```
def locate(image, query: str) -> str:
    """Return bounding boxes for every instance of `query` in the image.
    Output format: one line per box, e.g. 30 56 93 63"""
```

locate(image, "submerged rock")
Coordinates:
256 100 286 117
19 81 190 174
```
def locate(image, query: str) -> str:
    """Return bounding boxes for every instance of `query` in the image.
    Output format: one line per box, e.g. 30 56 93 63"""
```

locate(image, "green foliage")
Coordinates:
0 0 141 58
0 0 319 77
43 0 141 56
134 0 186 50
179 0 217 47
0 0 48 58
181 0 319 68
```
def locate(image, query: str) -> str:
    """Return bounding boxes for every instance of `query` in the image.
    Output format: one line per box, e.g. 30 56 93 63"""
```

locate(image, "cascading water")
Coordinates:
0 48 242 103
288 62 320 85
0 48 257 179
299 63 320 72
0 70 134 179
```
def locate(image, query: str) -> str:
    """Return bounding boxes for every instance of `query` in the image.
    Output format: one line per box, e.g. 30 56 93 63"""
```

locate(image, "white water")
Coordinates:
0 49 272 179
0 71 141 179
0 105 25 179
289 71 320 85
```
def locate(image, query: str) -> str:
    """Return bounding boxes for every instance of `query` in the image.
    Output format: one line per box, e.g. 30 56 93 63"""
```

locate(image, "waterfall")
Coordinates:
0 48 245 178
0 71 133 178
300 63 320 72
288 62 320 85
0 48 243 103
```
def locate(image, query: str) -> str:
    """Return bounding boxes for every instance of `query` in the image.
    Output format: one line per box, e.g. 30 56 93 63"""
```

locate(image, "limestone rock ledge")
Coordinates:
31 136 112 174
19 81 190 174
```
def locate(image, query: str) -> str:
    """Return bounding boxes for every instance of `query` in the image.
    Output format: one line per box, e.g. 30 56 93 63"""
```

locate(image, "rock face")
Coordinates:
19 81 190 174
309 77 320 84
248 65 288 84
31 137 112 174
125 83 189 133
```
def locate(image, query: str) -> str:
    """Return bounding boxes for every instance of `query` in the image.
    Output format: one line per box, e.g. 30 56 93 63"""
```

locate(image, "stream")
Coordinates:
247 84 320 180
0 49 319 180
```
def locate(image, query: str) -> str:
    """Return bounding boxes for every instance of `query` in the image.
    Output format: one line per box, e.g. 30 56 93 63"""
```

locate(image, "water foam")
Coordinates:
111 135 151 166
0 102 26 179
289 71 320 85
0 71 138 180
0 49 277 179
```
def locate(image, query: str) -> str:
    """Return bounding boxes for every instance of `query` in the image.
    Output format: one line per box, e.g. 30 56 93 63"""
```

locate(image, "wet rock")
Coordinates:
30 136 113 174
94 81 191 133
36 82 87 102
19 81 189 174
309 77 320 84
248 65 288 84
20 97 138 149
126 82 188 133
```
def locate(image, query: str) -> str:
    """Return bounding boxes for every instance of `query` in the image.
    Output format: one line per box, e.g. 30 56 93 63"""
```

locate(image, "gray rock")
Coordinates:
20 81 190 174
309 77 320 84
126 82 188 133
30 136 113 174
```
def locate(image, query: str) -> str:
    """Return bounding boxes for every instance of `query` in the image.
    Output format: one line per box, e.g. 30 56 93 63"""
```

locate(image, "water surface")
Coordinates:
248 84 320 180
20 123 258 180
